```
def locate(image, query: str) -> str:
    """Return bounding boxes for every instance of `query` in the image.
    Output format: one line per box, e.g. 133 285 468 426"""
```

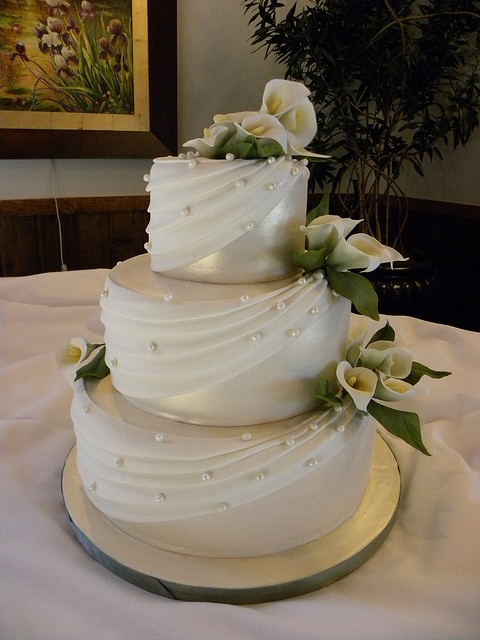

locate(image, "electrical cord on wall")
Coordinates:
50 159 68 271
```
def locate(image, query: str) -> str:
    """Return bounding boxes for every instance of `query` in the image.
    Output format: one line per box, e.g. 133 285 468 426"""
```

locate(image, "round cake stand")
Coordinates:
61 434 400 604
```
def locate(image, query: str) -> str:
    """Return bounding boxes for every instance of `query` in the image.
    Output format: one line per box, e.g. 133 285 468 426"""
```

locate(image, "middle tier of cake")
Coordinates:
100 254 351 426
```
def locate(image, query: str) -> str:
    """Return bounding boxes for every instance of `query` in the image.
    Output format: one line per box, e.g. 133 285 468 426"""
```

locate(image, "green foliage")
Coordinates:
75 346 110 381
243 0 480 246
325 266 380 320
220 135 285 158
367 399 431 455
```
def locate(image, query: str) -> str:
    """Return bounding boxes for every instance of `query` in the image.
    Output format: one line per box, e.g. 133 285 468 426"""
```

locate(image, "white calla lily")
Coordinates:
183 123 234 158
213 111 257 124
347 234 406 271
236 113 289 152
336 361 378 412
55 337 91 388
326 235 376 272
360 340 413 378
260 79 311 118
300 215 361 251
374 373 426 402
279 97 318 147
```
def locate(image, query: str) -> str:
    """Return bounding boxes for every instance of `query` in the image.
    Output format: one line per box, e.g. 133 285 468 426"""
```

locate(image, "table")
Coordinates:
1 267 479 640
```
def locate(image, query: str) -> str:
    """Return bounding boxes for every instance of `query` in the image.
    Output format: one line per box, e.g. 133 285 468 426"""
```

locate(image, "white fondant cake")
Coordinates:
62 80 406 561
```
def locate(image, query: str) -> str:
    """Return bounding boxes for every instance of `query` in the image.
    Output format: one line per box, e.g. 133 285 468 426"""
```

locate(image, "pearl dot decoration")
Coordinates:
143 173 150 182
255 471 266 481
285 437 296 447
225 153 235 161
81 405 90 413
250 333 262 342
154 433 165 443
267 156 276 164
287 329 301 337
202 472 212 481
148 342 157 352
310 422 319 431
240 294 249 304
235 179 246 188
336 424 346 433
88 482 97 492
144 242 152 251
245 221 255 231
181 206 191 216
309 307 319 315
297 277 307 286
163 292 174 303
114 458 123 468
306 458 319 468
266 182 277 190
178 153 187 159
290 166 300 176
276 301 287 311
218 502 229 512
155 493 166 503
109 358 117 368
100 289 109 298
241 432 252 442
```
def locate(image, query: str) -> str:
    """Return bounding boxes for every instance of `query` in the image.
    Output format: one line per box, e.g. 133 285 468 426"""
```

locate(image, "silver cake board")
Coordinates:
61 434 400 604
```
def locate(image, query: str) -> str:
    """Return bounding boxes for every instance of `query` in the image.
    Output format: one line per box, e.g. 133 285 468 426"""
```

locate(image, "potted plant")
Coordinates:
243 0 480 315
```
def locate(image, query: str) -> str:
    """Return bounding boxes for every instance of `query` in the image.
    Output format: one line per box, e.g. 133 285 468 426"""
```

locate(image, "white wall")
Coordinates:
0 0 478 204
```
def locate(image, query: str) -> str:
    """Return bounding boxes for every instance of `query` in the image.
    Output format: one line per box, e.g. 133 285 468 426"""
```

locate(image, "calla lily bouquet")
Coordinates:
294 194 406 320
183 79 329 160
315 321 450 455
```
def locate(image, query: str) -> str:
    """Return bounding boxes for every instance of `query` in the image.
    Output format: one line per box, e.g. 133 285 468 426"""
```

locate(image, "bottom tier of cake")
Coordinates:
73 376 376 559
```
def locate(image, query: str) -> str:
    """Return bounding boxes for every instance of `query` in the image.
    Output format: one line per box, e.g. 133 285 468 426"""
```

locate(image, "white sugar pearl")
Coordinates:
181 206 191 216
240 294 249 304
202 472 212 481
144 241 152 251
287 329 301 337
250 333 262 342
336 424 346 433
255 471 265 481
235 179 246 188
242 432 252 442
225 153 235 161
100 289 109 297
109 358 117 368
266 182 277 190
88 482 96 492
245 221 255 231
155 493 166 503
285 438 295 447
154 433 165 442
148 342 157 352
114 458 123 468
218 502 229 512
306 458 318 468
163 292 174 303
143 173 150 182
276 301 287 310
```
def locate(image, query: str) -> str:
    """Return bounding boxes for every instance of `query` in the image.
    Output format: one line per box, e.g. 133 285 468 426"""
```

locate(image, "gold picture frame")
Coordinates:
0 0 176 158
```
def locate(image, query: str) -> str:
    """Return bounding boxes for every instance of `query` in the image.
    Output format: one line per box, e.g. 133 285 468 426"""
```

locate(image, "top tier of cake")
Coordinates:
145 155 309 284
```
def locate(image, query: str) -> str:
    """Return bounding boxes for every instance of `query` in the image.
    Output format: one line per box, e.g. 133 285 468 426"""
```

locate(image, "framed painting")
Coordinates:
0 0 177 158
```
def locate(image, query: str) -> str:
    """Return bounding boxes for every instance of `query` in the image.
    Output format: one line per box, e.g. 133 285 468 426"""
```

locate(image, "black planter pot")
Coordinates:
364 251 441 321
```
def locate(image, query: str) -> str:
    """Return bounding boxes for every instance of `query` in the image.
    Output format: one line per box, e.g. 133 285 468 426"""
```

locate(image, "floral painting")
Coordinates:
0 0 134 114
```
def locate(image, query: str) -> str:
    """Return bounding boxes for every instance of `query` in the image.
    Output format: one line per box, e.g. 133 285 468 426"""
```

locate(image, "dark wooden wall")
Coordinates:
0 196 149 276
1 195 479 331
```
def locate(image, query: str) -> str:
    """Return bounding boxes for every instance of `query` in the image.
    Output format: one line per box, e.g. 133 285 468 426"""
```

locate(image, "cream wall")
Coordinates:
0 0 478 204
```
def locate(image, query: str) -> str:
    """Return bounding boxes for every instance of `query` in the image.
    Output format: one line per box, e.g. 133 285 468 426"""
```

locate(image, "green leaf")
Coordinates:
293 247 328 273
404 361 451 386
75 345 110 381
306 193 329 224
314 378 343 408
367 320 395 345
325 266 379 320
368 399 430 455
220 135 284 159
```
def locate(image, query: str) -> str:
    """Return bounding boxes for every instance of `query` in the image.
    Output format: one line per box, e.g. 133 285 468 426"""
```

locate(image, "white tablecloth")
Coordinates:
1 268 479 640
